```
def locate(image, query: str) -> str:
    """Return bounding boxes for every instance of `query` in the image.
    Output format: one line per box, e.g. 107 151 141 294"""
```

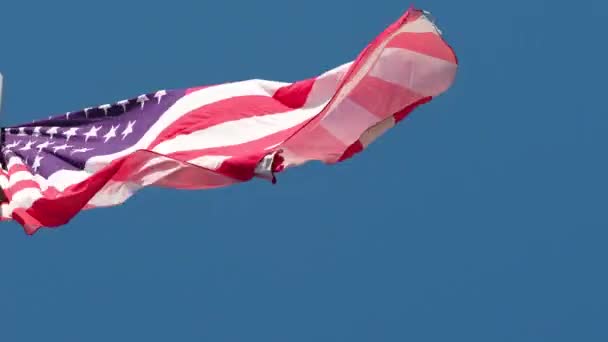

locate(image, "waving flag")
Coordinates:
0 8 457 234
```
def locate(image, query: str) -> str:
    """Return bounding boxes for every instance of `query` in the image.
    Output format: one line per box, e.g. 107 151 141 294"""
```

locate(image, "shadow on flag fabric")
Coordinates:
0 8 458 235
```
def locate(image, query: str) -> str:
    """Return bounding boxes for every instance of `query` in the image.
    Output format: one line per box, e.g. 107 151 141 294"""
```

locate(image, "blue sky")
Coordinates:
1 0 607 341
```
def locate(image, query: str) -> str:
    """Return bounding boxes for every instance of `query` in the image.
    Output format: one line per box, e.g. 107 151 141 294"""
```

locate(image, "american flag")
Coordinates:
0 8 457 234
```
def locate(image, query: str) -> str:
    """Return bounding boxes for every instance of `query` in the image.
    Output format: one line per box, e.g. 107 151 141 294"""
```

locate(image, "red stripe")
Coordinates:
147 95 296 150
272 78 315 108
146 159 240 190
282 124 347 164
5 180 40 197
348 75 423 118
8 163 29 175
337 140 364 162
164 120 305 161
215 153 266 181
393 96 432 123
40 185 61 199
406 9 424 22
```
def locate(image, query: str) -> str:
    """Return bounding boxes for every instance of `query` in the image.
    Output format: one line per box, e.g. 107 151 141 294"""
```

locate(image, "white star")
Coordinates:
46 127 59 139
19 140 36 151
117 100 129 112
36 140 55 153
99 104 111 116
137 94 149 109
84 107 93 118
154 90 167 103
71 147 94 155
33 126 42 137
62 127 79 142
66 111 72 120
52 143 73 153
121 120 136 140
103 124 120 143
17 127 27 136
5 140 21 149
32 155 44 172
83 125 102 142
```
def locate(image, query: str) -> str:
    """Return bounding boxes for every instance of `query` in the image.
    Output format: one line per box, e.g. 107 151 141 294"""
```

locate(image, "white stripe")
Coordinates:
7 156 24 169
7 171 35 187
304 62 352 107
140 168 180 186
136 156 170 175
359 116 395 147
5 170 49 190
45 169 90 191
2 187 42 217
1 203 9 218
188 155 230 170
151 101 328 155
132 156 182 186
320 98 380 145
87 181 140 207
402 15 441 34
369 48 457 97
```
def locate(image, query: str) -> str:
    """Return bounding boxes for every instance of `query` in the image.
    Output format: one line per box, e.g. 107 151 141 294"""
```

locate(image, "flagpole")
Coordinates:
0 72 6 202
0 72 3 113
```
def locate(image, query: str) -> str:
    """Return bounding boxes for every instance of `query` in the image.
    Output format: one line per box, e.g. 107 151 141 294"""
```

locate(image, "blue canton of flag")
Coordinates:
2 89 183 179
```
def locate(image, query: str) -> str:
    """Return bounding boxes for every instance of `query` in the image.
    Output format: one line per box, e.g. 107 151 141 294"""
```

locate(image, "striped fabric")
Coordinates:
0 8 457 234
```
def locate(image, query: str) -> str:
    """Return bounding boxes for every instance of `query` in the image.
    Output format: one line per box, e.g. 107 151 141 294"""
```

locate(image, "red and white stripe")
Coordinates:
1 8 458 234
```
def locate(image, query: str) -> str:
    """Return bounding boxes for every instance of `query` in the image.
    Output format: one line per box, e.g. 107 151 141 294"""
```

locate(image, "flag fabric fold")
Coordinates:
0 8 458 234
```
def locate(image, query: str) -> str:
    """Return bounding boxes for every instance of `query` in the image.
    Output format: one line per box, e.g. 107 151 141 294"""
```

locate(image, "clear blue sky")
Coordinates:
1 0 607 341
